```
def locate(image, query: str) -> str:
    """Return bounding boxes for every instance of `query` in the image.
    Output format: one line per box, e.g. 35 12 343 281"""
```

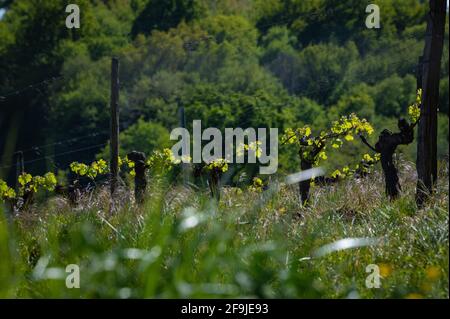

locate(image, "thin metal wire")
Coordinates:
0 142 108 169
0 75 65 102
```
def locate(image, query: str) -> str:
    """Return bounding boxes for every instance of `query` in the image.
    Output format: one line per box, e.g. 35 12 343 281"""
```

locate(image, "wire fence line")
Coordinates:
0 75 65 102
0 142 108 170
13 131 110 155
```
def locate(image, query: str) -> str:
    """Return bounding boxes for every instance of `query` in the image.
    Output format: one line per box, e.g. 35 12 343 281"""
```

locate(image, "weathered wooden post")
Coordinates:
110 57 120 196
416 56 423 91
127 151 147 204
416 0 447 206
178 106 190 185
14 151 24 192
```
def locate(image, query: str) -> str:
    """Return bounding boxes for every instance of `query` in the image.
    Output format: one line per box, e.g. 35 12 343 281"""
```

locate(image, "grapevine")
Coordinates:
360 89 422 199
407 88 422 125
281 113 374 205
204 158 229 201
146 148 191 173
236 141 263 158
248 177 264 192
70 159 109 179
17 172 57 195
1 172 57 209
0 179 16 202
330 153 381 180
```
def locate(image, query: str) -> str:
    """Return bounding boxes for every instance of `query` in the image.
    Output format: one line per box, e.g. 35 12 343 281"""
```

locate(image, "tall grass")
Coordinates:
0 161 448 298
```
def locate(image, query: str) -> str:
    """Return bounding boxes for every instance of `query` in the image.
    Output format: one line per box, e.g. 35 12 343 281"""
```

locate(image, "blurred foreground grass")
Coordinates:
0 161 448 298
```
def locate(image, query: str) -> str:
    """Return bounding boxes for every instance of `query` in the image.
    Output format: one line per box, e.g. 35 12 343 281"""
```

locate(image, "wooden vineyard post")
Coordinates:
416 0 447 206
14 151 24 192
110 57 120 197
178 106 190 185
416 56 423 91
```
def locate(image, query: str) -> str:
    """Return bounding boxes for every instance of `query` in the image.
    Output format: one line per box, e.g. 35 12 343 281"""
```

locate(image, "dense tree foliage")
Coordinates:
0 0 448 182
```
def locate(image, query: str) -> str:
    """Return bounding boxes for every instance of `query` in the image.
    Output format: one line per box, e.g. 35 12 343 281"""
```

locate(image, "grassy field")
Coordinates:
0 160 448 299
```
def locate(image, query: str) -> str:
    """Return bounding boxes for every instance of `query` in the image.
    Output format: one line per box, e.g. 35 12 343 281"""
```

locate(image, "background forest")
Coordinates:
0 0 448 183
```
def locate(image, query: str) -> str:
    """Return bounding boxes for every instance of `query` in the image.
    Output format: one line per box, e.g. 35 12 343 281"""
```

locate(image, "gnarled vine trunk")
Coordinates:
299 159 313 206
127 151 147 204
364 119 414 199
208 171 220 202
